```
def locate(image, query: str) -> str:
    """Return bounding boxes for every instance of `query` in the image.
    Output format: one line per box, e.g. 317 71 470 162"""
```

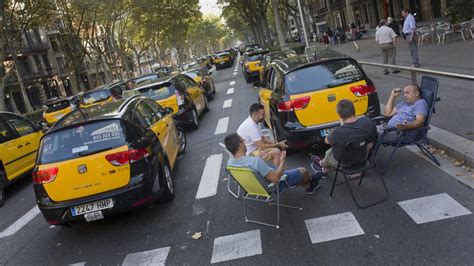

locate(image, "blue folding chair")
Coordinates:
373 76 441 174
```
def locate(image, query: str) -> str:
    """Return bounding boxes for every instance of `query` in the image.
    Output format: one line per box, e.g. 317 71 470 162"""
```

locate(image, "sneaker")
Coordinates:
307 172 323 195
392 70 401 74
310 155 322 171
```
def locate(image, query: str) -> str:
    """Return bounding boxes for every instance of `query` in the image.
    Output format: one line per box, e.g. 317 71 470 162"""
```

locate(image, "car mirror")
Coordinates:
164 107 174 115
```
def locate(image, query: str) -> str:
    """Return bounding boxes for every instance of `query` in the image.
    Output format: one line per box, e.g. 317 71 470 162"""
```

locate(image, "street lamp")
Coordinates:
297 0 309 48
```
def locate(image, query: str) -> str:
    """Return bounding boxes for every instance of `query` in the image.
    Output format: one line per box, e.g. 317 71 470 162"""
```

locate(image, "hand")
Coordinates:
261 149 272 160
391 88 402 97
396 121 408 130
279 150 287 165
277 140 288 150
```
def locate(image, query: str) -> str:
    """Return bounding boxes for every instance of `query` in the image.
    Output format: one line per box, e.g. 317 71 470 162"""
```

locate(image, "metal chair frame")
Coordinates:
219 142 240 198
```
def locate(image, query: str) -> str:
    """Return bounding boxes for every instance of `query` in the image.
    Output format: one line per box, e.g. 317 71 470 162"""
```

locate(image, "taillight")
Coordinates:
277 96 311 112
33 167 59 184
105 148 149 166
350 84 377 97
175 91 185 106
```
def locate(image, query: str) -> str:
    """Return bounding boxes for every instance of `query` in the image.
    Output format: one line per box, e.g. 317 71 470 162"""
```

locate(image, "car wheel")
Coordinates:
160 162 175 202
177 127 187 156
203 96 209 112
0 173 5 208
190 107 199 129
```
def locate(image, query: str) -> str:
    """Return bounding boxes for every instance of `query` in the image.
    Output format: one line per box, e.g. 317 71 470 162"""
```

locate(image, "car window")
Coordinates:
0 118 16 143
182 75 197 87
173 77 189 90
145 100 164 120
3 114 35 136
45 100 71 113
81 90 113 105
284 59 364 95
264 68 274 89
134 101 159 127
38 119 126 164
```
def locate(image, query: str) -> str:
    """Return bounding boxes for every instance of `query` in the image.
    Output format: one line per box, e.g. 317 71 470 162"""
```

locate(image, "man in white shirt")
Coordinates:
237 103 288 166
401 8 420 67
375 19 400 75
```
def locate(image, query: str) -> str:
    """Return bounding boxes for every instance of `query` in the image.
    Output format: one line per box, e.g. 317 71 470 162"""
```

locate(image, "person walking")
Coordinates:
350 23 360 52
401 8 420 67
375 19 400 75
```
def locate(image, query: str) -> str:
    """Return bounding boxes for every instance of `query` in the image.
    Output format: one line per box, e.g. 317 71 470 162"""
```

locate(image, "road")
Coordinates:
0 56 473 265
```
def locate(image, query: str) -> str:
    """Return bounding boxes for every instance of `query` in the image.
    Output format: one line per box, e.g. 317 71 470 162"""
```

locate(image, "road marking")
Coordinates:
305 212 365 244
0 206 40 238
69 263 86 266
226 88 234 94
233 72 237 75
211 229 262 264
196 154 223 199
223 99 233 109
398 193 471 224
122 247 170 266
229 81 235 86
215 117 229 135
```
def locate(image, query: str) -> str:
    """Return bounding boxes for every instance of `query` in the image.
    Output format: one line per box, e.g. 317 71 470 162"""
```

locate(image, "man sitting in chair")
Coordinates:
225 133 322 195
312 99 377 174
237 103 288 166
382 84 429 141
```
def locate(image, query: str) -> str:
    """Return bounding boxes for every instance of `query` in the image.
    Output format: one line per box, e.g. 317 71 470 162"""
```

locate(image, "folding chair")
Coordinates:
226 166 302 228
329 138 389 209
373 75 441 174
218 142 240 198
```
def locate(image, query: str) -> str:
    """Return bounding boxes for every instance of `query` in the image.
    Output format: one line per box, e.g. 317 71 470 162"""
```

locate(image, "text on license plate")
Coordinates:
320 127 335 137
71 198 114 216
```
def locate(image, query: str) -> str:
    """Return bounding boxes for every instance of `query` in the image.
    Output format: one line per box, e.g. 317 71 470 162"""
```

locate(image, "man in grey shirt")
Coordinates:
375 19 400 75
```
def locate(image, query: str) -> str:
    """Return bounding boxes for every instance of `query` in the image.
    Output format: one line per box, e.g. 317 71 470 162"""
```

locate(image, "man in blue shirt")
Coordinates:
225 133 322 195
402 8 420 67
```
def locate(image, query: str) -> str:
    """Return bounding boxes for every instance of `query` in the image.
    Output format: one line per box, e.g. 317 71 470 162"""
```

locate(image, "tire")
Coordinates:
0 173 5 208
160 162 175 202
190 107 199 129
177 127 187 156
203 96 209 113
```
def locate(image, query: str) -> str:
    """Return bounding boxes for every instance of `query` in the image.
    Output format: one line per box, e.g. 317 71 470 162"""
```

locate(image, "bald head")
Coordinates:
403 84 422 103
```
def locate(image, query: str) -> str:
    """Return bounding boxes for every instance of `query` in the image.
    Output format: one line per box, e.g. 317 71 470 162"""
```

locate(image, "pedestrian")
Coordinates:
327 28 334 46
387 17 400 36
401 8 420 67
350 23 360 52
322 32 330 47
375 19 400 75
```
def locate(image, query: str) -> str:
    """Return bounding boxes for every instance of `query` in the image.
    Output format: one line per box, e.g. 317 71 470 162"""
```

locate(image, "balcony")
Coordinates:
3 43 49 60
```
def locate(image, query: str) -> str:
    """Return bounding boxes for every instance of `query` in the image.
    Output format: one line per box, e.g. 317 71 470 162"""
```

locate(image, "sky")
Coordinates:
199 0 222 16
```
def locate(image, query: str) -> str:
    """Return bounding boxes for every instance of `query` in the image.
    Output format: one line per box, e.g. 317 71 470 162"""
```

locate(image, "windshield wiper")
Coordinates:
78 147 113 157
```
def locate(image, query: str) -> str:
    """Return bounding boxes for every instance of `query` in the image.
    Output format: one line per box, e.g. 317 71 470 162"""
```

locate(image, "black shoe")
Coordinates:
392 70 401 74
307 172 323 195
383 71 389 75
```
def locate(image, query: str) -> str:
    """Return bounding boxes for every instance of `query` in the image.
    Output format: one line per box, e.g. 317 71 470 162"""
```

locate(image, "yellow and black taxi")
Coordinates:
214 52 233 70
0 112 44 207
242 49 269 83
182 68 216 101
257 50 381 148
33 96 186 225
123 74 209 129
80 82 125 108
42 97 75 126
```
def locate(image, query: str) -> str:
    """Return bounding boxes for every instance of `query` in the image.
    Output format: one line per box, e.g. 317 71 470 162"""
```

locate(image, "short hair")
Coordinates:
224 133 241 155
379 19 387 26
336 99 355 119
249 103 264 114
407 84 422 97
402 8 409 13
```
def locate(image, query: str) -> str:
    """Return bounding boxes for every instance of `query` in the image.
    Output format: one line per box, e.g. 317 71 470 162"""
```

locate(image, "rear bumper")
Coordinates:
216 61 233 69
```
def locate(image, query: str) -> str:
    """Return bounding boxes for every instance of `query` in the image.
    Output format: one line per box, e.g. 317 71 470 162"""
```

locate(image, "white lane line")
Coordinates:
122 247 170 266
226 88 234 94
196 154 223 199
69 263 86 266
0 206 40 238
223 99 233 109
305 212 365 244
398 193 471 224
229 81 235 86
211 229 262 264
233 72 237 75
214 117 229 135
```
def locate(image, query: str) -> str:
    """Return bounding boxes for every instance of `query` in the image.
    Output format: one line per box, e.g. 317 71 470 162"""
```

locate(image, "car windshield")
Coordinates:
124 83 174 101
81 90 113 105
132 74 162 86
246 54 263 61
284 59 364 94
216 54 229 59
39 119 126 164
45 100 70 113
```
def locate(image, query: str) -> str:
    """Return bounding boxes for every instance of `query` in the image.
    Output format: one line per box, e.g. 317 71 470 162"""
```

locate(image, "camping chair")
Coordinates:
226 166 302 228
329 138 389 209
373 75 441 174
218 142 240 198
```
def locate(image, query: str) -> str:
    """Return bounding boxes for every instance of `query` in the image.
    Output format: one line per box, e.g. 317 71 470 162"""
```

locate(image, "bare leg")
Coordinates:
297 167 312 188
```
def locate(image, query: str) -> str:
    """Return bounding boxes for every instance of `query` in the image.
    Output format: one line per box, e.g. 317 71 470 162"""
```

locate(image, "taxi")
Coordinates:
0 112 43 207
257 50 381 148
123 74 208 129
33 96 186 225
182 68 216 101
42 97 76 126
214 52 233 70
242 49 269 83
80 83 124 108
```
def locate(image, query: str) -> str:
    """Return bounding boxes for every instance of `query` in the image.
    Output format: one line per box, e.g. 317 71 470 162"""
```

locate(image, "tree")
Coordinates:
271 0 286 48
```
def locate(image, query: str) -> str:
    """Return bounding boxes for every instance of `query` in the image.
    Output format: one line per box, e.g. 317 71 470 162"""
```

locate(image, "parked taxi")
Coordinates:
257 50 381 148
214 52 233 70
33 96 186 225
0 112 43 207
242 49 269 83
80 83 124 108
182 68 216 101
43 97 77 126
123 74 208 129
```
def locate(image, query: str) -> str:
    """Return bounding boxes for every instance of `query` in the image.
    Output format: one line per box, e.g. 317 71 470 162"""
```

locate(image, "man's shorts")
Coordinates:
323 148 338 169
278 168 302 192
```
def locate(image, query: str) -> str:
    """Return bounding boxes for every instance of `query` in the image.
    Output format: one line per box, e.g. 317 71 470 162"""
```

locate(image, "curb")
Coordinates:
427 125 474 168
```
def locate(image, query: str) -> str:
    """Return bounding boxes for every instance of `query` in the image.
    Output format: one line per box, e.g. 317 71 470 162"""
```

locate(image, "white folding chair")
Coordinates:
219 142 241 198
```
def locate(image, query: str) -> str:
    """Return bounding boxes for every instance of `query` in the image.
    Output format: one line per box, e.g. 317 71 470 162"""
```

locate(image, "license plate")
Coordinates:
84 211 104 222
71 198 114 216
320 127 335 137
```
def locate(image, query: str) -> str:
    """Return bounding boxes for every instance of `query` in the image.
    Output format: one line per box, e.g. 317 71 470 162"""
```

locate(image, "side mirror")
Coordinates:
252 81 261 88
164 107 174 115
36 121 48 132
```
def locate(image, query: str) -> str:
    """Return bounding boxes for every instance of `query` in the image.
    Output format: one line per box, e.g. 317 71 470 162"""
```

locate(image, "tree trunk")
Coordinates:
11 52 33 113
272 0 287 48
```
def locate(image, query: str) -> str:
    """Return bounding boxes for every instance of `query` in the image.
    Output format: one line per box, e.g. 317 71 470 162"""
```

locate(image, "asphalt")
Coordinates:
0 58 473 265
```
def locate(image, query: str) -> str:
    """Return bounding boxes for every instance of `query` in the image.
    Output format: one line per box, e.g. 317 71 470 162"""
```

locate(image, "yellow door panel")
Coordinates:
156 95 179 114
292 80 369 127
15 131 43 177
41 145 131 202
1 140 23 181
43 107 73 125
188 86 205 113
150 116 179 169
259 88 272 127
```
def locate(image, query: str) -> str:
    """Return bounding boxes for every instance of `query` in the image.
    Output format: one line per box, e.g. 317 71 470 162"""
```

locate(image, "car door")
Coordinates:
180 75 205 114
259 68 274 127
2 113 42 180
0 116 22 182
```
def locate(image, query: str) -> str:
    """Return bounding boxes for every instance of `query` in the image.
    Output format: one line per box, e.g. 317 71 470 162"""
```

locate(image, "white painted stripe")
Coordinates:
229 81 235 86
214 117 229 135
223 99 233 109
233 72 237 75
226 88 234 94
398 193 472 224
69 262 86 266
211 229 262 264
196 154 223 199
122 247 170 266
305 212 365 244
0 206 40 238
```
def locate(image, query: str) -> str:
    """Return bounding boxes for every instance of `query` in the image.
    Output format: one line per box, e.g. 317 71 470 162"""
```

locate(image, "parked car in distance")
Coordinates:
182 68 216 101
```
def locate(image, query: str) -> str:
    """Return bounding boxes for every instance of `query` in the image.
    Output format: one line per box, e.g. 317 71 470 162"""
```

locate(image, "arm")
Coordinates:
396 114 426 130
265 151 286 183
384 88 401 116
